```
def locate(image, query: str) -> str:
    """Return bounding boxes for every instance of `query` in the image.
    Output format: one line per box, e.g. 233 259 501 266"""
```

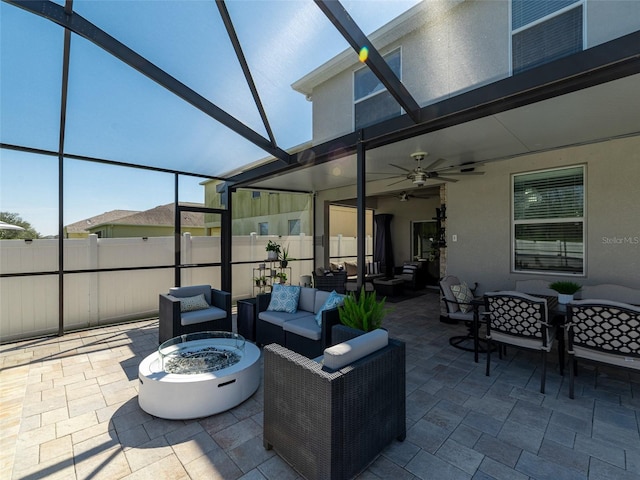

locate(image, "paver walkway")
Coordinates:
1 290 639 479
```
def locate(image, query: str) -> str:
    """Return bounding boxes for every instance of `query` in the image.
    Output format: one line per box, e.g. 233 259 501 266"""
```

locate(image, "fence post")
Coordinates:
183 233 192 285
88 234 99 326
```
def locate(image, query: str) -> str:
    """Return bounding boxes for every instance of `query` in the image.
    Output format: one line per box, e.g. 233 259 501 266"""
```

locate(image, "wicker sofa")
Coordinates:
263 325 406 480
256 287 343 358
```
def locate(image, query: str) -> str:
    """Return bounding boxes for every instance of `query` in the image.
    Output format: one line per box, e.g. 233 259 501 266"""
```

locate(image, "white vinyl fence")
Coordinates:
0 234 338 342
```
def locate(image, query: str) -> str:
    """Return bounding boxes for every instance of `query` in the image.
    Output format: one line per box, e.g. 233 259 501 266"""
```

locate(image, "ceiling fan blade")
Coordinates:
387 178 408 187
436 176 460 183
435 171 485 176
367 171 400 175
422 157 446 171
388 163 412 173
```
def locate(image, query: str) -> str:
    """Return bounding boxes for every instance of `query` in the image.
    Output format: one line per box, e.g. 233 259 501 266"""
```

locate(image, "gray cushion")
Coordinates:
259 310 308 327
170 284 211 305
314 290 331 313
181 306 227 326
298 287 318 313
323 329 389 370
282 315 321 340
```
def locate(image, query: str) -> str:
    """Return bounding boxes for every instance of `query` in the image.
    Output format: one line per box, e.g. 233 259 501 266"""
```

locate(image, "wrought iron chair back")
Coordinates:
566 299 640 399
568 300 640 356
485 292 550 343
484 291 554 393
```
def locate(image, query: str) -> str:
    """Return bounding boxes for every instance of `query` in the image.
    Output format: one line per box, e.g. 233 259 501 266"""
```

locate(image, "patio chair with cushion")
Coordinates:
263 325 406 480
440 275 482 353
484 291 556 393
312 270 347 294
158 284 231 344
566 299 640 399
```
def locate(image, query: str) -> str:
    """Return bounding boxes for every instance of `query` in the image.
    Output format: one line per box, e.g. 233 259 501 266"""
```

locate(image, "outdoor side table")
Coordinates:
373 277 404 297
237 298 257 342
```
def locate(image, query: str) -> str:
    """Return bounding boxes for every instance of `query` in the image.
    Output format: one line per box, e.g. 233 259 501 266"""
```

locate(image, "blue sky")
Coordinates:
1 0 421 236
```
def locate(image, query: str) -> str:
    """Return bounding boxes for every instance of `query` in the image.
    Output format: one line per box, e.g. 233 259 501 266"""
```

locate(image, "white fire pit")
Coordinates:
138 331 260 420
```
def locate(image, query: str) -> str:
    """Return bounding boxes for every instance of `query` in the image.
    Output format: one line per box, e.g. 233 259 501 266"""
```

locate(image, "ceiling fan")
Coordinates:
387 191 432 202
379 152 484 186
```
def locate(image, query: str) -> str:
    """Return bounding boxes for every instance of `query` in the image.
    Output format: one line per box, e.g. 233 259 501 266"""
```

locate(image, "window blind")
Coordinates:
512 5 583 74
513 166 585 274
512 0 580 30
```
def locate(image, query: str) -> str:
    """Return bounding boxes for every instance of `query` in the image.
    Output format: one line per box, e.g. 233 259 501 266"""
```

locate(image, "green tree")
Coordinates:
0 212 40 239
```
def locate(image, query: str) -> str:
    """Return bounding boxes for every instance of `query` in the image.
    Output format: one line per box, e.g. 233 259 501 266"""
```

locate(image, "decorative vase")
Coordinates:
280 260 288 268
558 294 574 304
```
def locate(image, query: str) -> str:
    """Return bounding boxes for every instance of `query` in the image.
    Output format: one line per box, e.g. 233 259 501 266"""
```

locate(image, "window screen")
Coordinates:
513 166 585 274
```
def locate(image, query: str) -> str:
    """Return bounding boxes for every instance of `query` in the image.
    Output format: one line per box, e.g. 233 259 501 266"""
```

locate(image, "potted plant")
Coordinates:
549 280 581 304
274 272 287 284
338 286 391 332
265 240 281 261
279 245 294 268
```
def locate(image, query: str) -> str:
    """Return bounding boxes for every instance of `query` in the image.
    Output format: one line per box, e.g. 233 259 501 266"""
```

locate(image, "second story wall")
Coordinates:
307 0 640 145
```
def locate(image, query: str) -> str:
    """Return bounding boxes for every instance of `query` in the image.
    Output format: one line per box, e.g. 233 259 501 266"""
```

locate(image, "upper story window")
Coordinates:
288 219 301 235
512 0 584 75
353 49 401 130
512 165 585 275
258 222 268 236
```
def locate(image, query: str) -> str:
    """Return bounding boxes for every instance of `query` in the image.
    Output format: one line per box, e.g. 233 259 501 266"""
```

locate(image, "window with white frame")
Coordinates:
512 165 585 275
512 0 583 75
354 49 401 130
288 219 301 235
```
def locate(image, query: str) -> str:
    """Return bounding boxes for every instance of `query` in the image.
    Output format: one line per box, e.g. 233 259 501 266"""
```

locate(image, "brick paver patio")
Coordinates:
1 290 639 479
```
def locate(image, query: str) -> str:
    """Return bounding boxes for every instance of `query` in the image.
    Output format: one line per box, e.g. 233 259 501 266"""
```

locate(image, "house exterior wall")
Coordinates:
204 182 313 236
445 135 640 291
587 1 640 48
309 0 638 144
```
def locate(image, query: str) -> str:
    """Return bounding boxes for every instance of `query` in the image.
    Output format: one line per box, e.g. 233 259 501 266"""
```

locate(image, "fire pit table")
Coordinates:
138 331 260 420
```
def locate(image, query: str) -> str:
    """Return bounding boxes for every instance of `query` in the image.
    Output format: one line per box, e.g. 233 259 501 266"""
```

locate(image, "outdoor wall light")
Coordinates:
24 238 33 244
142 237 148 241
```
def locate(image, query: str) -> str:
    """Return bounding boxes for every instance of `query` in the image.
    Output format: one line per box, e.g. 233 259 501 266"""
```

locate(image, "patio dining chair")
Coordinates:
439 275 483 356
484 291 555 393
566 300 640 399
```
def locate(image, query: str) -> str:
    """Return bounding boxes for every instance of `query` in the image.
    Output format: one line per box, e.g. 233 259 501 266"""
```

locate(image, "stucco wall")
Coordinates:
587 0 640 48
309 0 639 144
445 135 640 292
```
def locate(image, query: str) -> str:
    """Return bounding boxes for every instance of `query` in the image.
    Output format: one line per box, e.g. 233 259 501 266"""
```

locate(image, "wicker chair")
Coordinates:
263 326 406 480
158 285 231 344
567 300 640 399
312 271 347 294
484 291 555 393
